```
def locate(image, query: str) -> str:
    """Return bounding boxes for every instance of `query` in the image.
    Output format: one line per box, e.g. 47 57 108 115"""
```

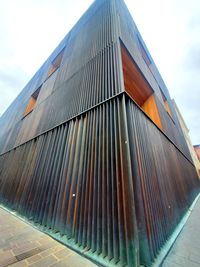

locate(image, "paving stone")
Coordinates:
0 207 98 267
164 253 187 265
39 248 55 258
161 196 200 267
9 260 28 267
39 246 63 258
189 252 200 265
2 243 18 251
12 242 40 256
51 246 65 253
51 261 71 267
16 247 43 261
162 260 182 267
53 248 72 260
57 253 97 267
0 256 17 267
182 260 200 267
37 237 54 246
29 255 58 267
0 250 14 261
26 254 43 264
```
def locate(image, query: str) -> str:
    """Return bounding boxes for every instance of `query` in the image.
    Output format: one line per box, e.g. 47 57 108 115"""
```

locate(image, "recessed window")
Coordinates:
24 87 41 117
121 43 163 131
161 90 172 117
47 49 64 78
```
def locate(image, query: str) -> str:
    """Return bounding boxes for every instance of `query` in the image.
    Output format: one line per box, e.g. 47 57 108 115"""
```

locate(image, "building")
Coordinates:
0 1 199 266
173 100 200 177
194 145 200 164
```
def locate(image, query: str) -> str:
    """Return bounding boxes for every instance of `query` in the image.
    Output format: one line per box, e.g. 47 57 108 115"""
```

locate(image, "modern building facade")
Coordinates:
173 100 200 177
0 1 199 266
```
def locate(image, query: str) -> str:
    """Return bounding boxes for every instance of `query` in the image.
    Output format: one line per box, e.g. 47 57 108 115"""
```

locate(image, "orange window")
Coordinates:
24 87 41 117
48 49 64 78
161 90 172 117
121 43 163 130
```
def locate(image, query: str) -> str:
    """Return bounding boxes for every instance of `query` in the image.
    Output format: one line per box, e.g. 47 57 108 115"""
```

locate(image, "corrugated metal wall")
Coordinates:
0 94 199 266
0 0 191 161
126 96 199 265
0 95 138 267
0 1 199 266
0 0 121 155
116 0 192 161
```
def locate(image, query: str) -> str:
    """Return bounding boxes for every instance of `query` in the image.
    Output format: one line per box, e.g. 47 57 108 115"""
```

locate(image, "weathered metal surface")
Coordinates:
0 96 139 266
0 1 199 267
125 96 199 265
0 94 199 267
0 0 191 161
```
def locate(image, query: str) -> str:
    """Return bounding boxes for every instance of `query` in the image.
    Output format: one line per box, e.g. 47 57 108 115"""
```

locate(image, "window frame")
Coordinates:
23 86 41 118
47 48 65 78
121 41 163 131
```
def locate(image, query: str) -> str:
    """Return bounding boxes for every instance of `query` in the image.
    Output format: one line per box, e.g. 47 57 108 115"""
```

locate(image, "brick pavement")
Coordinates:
0 207 97 267
1 196 200 267
161 196 200 267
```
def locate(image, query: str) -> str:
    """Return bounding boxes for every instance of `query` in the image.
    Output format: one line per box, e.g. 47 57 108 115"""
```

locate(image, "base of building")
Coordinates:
150 192 200 267
1 193 200 267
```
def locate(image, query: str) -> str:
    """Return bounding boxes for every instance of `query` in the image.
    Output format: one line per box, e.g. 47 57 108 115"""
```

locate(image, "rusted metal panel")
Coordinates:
0 94 199 267
126 95 199 265
0 95 139 266
0 0 192 161
0 1 199 267
0 0 121 155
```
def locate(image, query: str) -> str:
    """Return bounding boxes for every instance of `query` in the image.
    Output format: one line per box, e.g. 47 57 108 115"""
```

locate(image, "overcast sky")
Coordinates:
0 0 199 144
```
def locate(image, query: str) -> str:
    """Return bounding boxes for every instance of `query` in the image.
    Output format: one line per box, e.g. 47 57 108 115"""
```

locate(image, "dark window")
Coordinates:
161 90 172 117
24 87 41 117
48 49 64 78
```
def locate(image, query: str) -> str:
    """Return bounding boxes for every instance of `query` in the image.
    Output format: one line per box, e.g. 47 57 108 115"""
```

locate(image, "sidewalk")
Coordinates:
0 207 97 267
161 196 200 267
1 198 200 267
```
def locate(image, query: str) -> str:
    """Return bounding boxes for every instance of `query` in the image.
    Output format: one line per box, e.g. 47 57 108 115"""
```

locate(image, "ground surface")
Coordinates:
161 196 200 267
1 197 200 267
0 207 97 267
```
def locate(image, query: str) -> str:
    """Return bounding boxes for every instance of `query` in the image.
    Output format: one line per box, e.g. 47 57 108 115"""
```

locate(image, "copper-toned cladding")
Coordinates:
0 1 199 267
